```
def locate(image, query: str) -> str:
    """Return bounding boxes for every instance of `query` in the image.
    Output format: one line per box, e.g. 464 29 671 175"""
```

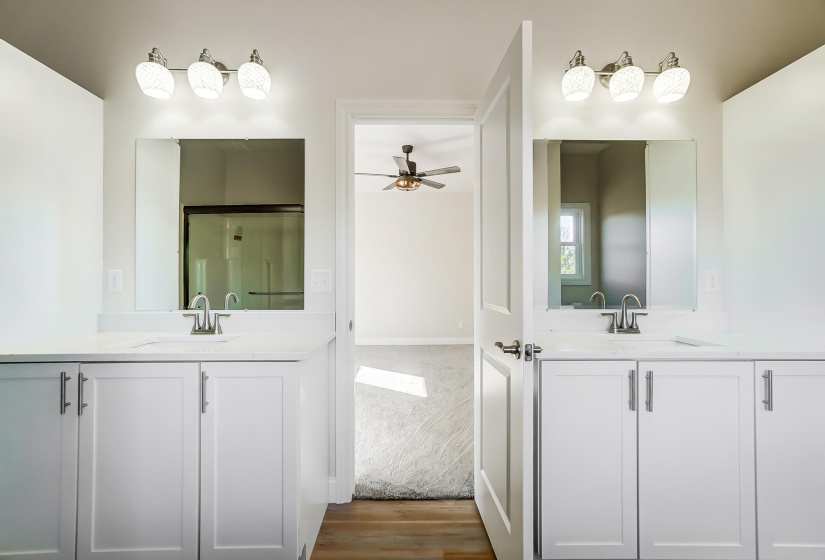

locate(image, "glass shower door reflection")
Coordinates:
185 207 304 310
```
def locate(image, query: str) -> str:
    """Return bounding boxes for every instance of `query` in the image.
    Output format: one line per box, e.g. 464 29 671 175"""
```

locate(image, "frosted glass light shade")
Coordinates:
135 61 174 99
187 61 223 99
562 65 595 101
609 65 644 102
238 61 271 99
654 67 691 103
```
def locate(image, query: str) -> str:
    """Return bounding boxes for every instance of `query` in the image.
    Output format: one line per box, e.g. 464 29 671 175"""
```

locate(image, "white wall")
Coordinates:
354 192 473 344
2 2 823 315
724 45 825 345
0 38 103 348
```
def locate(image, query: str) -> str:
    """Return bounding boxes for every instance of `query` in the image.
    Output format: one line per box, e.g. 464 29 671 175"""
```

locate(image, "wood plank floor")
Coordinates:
311 499 496 559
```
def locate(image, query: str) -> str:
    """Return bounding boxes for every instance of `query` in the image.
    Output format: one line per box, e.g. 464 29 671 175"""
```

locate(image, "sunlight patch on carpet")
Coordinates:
355 366 428 398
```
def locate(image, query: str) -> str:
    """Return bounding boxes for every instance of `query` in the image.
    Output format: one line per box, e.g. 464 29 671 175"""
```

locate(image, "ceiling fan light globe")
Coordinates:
395 177 421 191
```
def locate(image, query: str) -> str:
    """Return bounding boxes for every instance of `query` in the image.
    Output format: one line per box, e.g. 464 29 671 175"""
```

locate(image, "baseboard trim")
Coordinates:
355 338 473 346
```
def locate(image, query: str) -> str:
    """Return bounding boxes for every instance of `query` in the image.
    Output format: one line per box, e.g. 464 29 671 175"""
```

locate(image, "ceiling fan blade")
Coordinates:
393 156 411 175
417 166 461 177
382 182 397 190
420 179 445 189
356 172 399 177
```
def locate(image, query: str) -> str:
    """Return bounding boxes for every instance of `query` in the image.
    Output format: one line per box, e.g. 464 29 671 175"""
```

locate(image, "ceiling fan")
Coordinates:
356 144 461 191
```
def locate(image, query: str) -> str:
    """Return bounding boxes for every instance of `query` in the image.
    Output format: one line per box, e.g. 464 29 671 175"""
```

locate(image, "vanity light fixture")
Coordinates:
561 50 691 103
136 47 272 100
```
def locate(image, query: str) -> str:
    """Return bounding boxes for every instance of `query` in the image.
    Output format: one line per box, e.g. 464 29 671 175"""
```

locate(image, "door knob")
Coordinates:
494 340 521 360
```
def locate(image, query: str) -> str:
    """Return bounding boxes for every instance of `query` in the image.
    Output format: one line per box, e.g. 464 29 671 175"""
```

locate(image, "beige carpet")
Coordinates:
354 345 474 500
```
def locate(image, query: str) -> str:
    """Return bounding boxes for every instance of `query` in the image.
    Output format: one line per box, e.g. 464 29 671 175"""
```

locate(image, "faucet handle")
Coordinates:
214 313 231 335
183 313 201 333
601 312 618 334
630 312 648 330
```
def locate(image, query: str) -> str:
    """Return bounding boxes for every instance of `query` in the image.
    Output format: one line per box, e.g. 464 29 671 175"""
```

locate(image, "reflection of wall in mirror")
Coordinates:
559 142 646 308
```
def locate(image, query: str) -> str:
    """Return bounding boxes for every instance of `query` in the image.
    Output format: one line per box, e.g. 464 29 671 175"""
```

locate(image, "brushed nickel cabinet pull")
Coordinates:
762 370 773 411
645 371 653 412
60 372 72 414
78 375 88 416
629 370 636 411
202 371 209 414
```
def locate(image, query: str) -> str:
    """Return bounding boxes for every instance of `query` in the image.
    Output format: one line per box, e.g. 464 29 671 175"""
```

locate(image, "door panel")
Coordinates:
474 20 533 560
200 362 299 560
0 364 78 560
540 361 637 560
480 82 511 313
480 351 511 526
638 361 755 560
756 361 825 560
76 363 199 560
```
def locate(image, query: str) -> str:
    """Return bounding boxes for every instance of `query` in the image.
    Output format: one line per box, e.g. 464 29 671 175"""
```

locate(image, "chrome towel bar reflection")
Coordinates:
248 291 304 296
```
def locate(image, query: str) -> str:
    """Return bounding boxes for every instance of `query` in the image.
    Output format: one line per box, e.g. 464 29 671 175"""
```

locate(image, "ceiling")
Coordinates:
355 124 474 193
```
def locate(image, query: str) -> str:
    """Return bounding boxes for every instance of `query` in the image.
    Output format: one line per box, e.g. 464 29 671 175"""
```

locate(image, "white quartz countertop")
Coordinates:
0 331 335 363
533 330 825 360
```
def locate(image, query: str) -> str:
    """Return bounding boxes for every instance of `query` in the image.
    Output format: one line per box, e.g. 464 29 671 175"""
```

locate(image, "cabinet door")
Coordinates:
540 361 638 560
638 361 756 560
76 363 199 560
0 364 78 560
200 362 299 560
755 361 825 560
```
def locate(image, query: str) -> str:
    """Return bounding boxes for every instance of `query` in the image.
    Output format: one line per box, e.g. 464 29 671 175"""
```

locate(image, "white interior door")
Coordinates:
474 21 533 560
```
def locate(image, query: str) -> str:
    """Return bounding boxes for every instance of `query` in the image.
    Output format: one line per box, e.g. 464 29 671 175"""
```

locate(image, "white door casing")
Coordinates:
474 21 533 560
336 100 477 503
540 361 638 560
0 364 78 560
76 362 199 560
755 361 825 560
638 361 756 560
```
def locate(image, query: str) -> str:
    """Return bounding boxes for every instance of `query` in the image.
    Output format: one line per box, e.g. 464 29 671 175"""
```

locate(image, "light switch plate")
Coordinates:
309 270 332 293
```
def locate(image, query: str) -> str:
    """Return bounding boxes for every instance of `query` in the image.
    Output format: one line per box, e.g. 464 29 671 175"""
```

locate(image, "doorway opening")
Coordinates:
352 123 475 500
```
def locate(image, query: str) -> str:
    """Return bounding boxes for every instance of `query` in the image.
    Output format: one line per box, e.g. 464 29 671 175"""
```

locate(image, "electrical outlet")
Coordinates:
309 270 332 293
458 321 464 329
107 269 123 293
705 269 721 293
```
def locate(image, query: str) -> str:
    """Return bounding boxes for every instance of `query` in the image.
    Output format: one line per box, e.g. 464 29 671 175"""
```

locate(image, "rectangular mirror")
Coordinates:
136 138 305 311
537 140 696 310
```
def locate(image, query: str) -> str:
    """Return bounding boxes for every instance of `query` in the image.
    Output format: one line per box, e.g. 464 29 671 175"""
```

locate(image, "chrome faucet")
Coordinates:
188 294 213 334
225 292 239 309
589 291 606 309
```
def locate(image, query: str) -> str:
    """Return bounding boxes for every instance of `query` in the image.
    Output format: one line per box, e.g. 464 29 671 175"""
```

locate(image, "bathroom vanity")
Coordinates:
535 331 825 560
0 331 333 560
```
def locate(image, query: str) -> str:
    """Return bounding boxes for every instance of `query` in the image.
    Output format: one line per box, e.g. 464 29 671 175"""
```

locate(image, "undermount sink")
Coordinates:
593 334 717 349
127 335 239 350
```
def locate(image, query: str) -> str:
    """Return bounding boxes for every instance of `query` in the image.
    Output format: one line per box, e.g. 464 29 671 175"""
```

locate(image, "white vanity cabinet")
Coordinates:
0 363 79 560
754 361 825 560
540 361 638 560
637 361 756 560
199 362 299 560
75 362 200 560
540 360 757 560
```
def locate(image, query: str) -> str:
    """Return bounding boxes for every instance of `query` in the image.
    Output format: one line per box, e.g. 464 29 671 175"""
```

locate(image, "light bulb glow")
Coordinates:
562 65 595 101
238 61 271 99
653 67 690 103
135 61 174 99
395 177 421 191
187 61 223 99
609 65 644 102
